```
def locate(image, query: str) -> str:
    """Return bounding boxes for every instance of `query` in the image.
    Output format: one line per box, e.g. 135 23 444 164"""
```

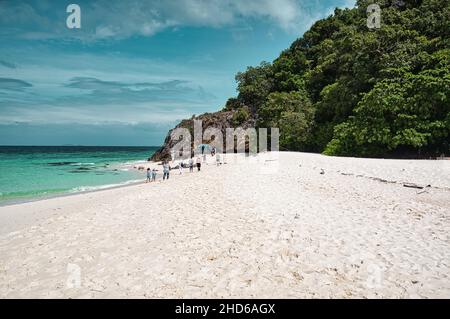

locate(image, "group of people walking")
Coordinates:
181 156 203 173
145 161 172 182
146 154 216 183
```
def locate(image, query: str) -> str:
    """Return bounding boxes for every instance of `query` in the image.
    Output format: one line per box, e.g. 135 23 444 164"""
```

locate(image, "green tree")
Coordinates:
325 67 450 157
231 107 250 126
258 91 314 150
235 62 274 113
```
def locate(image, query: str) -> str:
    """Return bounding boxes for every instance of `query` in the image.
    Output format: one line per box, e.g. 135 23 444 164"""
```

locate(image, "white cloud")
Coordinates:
0 0 355 40
88 0 340 38
233 0 299 30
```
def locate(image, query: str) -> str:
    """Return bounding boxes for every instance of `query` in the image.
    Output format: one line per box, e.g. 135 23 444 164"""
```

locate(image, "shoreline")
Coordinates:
0 145 159 208
0 179 146 208
0 158 158 208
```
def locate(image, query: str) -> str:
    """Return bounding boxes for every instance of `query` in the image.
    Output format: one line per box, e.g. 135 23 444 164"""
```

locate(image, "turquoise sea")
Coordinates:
0 146 158 204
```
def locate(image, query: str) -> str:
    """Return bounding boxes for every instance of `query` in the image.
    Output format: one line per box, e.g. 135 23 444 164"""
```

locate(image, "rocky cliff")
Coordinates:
150 109 256 162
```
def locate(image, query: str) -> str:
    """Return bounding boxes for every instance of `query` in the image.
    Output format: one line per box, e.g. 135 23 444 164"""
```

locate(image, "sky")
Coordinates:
0 0 355 146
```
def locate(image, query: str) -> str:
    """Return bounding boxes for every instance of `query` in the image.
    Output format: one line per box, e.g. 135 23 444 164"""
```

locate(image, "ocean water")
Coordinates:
0 146 158 204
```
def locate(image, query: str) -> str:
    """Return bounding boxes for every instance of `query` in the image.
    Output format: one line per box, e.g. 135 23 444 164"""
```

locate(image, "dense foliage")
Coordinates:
226 0 449 157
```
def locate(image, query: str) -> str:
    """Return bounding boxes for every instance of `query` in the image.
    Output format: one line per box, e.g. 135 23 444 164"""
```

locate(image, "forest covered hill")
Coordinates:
151 0 449 161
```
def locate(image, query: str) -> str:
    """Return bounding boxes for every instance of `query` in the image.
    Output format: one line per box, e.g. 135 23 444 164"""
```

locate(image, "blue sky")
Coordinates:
0 0 355 146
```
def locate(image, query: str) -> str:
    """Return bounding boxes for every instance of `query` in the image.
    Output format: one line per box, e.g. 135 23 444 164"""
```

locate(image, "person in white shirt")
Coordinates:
196 156 201 171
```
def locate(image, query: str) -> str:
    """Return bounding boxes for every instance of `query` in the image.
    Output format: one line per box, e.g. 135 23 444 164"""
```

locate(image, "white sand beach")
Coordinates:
0 152 449 298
